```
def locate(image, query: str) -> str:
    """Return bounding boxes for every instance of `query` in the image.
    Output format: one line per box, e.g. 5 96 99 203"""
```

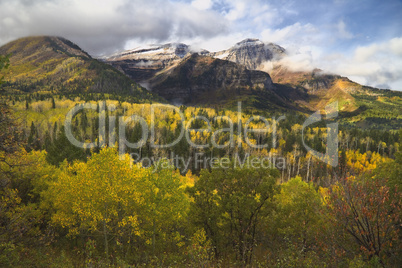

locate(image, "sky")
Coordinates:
0 0 402 90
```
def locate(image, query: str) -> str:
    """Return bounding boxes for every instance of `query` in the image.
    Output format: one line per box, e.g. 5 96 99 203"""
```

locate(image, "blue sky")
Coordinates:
0 0 401 90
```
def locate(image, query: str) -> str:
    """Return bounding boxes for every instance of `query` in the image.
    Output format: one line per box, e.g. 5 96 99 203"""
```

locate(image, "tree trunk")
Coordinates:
103 220 109 257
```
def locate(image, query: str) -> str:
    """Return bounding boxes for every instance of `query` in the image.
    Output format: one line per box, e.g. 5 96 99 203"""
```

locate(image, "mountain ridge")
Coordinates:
0 36 162 102
148 53 296 110
1 36 401 129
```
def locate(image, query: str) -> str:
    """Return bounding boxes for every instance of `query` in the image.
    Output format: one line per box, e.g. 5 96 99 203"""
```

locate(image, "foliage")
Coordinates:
272 176 325 254
46 147 141 257
0 45 401 265
133 159 190 258
186 228 214 266
187 159 279 264
44 147 190 263
0 149 56 267
0 102 22 164
327 176 401 266
0 54 10 86
372 130 402 189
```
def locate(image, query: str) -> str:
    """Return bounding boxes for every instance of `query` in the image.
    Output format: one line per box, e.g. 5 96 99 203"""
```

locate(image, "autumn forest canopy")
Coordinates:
0 38 401 268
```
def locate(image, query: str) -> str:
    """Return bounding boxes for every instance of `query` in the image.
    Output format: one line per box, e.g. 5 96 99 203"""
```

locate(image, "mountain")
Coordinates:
2 36 400 129
105 38 402 128
209 38 285 70
103 39 345 111
105 38 285 83
0 36 162 102
105 43 199 82
208 39 402 119
148 53 295 109
104 41 300 110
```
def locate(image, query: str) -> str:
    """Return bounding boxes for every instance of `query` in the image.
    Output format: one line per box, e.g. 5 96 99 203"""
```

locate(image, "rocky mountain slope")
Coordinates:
1 36 400 129
148 53 299 109
209 38 285 70
105 43 199 82
103 39 355 111
205 39 397 113
104 38 401 128
104 39 305 109
105 38 285 83
0 36 161 102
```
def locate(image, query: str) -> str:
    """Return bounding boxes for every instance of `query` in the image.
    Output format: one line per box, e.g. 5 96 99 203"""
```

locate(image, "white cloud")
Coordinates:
275 52 315 72
260 23 320 46
221 0 280 28
1 0 401 91
389 37 402 56
318 37 402 90
183 32 248 52
257 18 402 90
336 20 353 39
0 0 228 56
224 0 246 21
191 0 213 10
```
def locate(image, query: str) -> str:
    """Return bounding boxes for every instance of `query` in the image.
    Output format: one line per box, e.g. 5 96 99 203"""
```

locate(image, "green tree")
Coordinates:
373 130 402 189
47 147 140 258
51 97 56 109
187 159 279 264
46 147 190 262
45 126 87 165
0 54 24 184
269 176 326 266
134 160 190 258
0 54 9 87
0 150 57 266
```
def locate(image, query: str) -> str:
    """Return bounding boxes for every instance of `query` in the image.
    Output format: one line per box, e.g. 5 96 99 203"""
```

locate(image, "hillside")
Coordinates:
148 53 308 111
105 42 196 82
209 40 402 120
0 36 162 102
209 38 286 70
1 36 401 129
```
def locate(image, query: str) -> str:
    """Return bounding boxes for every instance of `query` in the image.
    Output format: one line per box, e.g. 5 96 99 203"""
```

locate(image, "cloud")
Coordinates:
191 0 213 10
0 0 228 56
274 51 315 73
259 44 317 73
257 17 402 90
260 22 321 46
219 0 281 29
1 0 401 90
318 37 402 90
224 0 247 21
134 60 155 67
184 32 248 52
336 20 353 39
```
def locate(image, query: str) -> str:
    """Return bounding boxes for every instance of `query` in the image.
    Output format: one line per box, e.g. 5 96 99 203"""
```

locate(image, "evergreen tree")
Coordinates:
46 126 87 165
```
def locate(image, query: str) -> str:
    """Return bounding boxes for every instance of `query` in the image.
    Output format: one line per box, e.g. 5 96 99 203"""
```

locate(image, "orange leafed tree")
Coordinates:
327 176 401 265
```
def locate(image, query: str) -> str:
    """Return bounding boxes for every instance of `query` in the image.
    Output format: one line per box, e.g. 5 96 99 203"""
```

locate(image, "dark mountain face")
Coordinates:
147 54 309 111
0 36 162 102
104 38 285 83
103 40 298 110
149 54 273 104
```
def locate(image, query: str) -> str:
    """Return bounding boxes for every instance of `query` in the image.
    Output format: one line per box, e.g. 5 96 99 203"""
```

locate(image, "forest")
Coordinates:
0 54 401 267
